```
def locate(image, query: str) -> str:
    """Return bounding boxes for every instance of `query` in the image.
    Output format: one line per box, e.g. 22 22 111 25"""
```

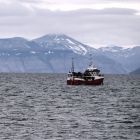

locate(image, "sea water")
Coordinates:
0 73 140 140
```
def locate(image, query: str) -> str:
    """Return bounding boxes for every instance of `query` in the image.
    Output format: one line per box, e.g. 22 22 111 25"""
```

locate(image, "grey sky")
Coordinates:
0 0 140 47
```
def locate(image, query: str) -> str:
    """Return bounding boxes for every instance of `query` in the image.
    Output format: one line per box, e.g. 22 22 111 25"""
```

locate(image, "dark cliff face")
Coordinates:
0 34 139 74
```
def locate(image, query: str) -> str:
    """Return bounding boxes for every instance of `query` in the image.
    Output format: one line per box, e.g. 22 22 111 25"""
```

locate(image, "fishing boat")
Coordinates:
67 58 104 85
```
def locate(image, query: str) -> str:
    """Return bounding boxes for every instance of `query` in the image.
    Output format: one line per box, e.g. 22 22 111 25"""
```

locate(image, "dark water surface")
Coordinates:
0 74 140 140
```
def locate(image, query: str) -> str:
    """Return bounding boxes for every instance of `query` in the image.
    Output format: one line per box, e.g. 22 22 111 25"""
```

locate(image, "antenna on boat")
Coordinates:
71 57 74 73
89 54 93 66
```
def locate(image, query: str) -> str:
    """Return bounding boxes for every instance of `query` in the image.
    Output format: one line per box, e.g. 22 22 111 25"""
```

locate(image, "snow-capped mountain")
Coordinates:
98 45 140 73
0 34 139 73
33 34 126 73
99 45 126 52
33 34 90 55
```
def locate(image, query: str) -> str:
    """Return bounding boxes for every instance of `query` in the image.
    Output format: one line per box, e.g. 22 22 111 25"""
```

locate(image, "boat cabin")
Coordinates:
84 66 100 76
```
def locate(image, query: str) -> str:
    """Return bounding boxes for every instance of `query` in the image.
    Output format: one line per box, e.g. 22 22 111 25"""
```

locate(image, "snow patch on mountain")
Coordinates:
16 53 21 56
30 51 36 54
66 39 75 45
99 45 135 53
99 46 124 52
0 53 10 56
34 34 88 55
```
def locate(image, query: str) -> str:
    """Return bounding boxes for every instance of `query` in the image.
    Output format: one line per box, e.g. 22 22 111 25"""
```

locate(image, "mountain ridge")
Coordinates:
130 67 140 74
0 34 139 74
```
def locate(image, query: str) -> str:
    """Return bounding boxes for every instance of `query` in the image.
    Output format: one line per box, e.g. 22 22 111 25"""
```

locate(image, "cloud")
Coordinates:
0 1 32 17
0 0 140 46
0 0 140 14
68 8 137 15
1 0 140 6
17 0 140 4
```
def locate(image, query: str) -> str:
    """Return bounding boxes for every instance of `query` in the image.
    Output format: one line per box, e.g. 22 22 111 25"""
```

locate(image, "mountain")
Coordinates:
98 45 140 73
130 67 140 74
0 34 139 73
0 37 46 72
33 34 93 55
33 34 126 74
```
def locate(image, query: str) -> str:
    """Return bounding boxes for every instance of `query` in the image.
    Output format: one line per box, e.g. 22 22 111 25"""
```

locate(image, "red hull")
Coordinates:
67 78 104 85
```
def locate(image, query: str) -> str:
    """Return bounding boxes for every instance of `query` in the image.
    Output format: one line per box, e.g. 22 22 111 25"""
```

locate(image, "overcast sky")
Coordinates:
0 0 140 47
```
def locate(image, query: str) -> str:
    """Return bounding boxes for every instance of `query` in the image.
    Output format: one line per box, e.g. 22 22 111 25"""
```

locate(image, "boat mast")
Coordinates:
71 58 74 73
89 54 93 66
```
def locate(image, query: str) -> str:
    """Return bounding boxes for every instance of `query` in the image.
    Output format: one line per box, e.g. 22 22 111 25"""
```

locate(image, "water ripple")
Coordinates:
0 73 140 140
